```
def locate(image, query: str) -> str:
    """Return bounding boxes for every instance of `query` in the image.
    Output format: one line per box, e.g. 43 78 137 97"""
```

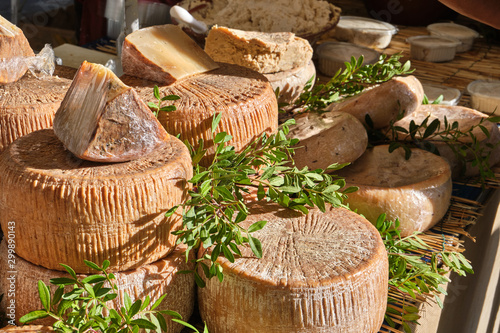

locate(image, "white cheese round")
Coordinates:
422 83 461 106
407 35 460 62
467 79 500 115
316 41 380 76
333 16 397 49
427 22 479 52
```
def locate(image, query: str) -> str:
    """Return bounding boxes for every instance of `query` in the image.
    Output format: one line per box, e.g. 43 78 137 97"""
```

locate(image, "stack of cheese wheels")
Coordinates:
336 145 453 237
198 203 388 333
0 129 192 273
0 240 196 332
0 66 74 152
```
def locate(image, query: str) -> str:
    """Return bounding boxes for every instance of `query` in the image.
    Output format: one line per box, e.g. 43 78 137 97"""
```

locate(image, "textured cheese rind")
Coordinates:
0 326 53 332
122 24 219 85
0 67 73 153
288 111 367 170
326 75 424 129
337 145 452 237
0 241 195 333
263 60 316 105
392 104 500 178
204 26 313 74
53 61 169 162
122 62 278 165
198 204 388 333
0 129 192 273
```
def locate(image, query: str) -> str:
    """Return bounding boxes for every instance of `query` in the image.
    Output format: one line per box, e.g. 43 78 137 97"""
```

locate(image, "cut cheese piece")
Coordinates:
122 24 219 85
392 104 500 178
0 326 53 332
204 26 313 74
0 15 34 84
0 66 73 153
0 241 195 333
122 62 278 165
336 145 452 237
198 203 388 333
288 111 367 170
53 61 169 162
327 75 424 129
0 129 192 273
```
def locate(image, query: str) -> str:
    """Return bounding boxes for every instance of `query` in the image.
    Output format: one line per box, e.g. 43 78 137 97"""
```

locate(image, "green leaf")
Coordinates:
248 235 263 258
124 292 132 311
81 275 107 285
156 313 168 332
153 85 160 100
59 264 77 279
212 113 223 133
128 299 142 318
150 294 167 311
38 280 51 311
172 319 200 332
221 244 235 263
247 220 267 233
84 260 102 271
130 318 157 329
19 310 49 324
50 277 77 286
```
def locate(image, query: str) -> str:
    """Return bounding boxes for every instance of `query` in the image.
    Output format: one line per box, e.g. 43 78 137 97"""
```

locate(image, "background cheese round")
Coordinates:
336 145 452 237
122 63 278 165
198 203 388 333
288 111 368 170
0 129 192 273
0 241 195 333
0 66 73 152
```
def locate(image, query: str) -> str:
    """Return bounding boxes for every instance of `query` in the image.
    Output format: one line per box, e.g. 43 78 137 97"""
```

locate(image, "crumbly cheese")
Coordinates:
0 129 192 273
122 24 219 85
122 62 278 166
204 26 313 74
288 111 367 170
336 145 452 237
0 241 195 333
198 203 388 332
53 61 169 162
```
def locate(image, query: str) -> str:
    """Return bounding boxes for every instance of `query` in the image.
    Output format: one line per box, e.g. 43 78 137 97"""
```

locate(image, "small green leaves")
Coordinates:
37 281 51 311
147 85 179 117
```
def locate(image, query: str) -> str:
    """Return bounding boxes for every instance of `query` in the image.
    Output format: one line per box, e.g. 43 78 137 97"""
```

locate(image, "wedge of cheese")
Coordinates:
0 241 195 333
53 61 169 162
122 62 278 166
327 75 424 129
0 15 34 84
0 66 73 153
122 24 219 85
392 104 500 178
204 26 313 74
288 111 367 170
336 145 452 237
198 203 388 333
0 129 192 273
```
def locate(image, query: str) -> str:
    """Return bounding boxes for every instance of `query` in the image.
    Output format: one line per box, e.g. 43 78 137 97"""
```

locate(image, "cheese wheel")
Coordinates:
288 111 367 170
0 326 53 332
198 203 388 333
0 67 73 152
392 104 500 178
336 145 452 237
0 129 192 273
0 241 195 333
326 75 424 129
122 62 278 165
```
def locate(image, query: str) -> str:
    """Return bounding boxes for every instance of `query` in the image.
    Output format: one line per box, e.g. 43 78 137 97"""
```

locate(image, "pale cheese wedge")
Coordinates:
122 24 219 85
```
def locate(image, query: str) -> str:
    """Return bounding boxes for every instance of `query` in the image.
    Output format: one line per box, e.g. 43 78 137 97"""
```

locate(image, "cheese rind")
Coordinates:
122 24 219 84
0 326 53 332
0 129 192 273
336 145 453 236
288 111 367 170
204 26 313 74
198 203 388 333
53 61 169 162
0 241 195 333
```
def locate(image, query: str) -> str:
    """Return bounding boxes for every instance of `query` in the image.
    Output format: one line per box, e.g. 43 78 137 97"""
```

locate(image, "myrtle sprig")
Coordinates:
19 260 198 333
295 53 413 113
168 115 356 286
147 85 179 117
376 214 473 333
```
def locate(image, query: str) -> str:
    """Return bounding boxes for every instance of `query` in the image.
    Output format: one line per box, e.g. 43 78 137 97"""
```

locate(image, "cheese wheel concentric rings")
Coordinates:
0 129 192 273
198 204 388 333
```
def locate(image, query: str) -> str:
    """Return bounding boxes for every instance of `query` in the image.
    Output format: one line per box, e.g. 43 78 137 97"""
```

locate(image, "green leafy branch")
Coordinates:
19 260 199 333
295 53 414 113
167 115 356 286
147 85 179 117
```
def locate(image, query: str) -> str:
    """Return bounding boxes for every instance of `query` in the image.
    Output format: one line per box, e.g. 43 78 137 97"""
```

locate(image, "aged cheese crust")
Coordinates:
0 241 195 333
392 104 500 178
0 326 53 332
289 111 367 170
122 24 219 85
204 26 313 74
53 61 169 162
0 129 192 273
0 66 73 153
122 62 278 165
337 145 452 237
327 75 424 129
198 203 388 333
